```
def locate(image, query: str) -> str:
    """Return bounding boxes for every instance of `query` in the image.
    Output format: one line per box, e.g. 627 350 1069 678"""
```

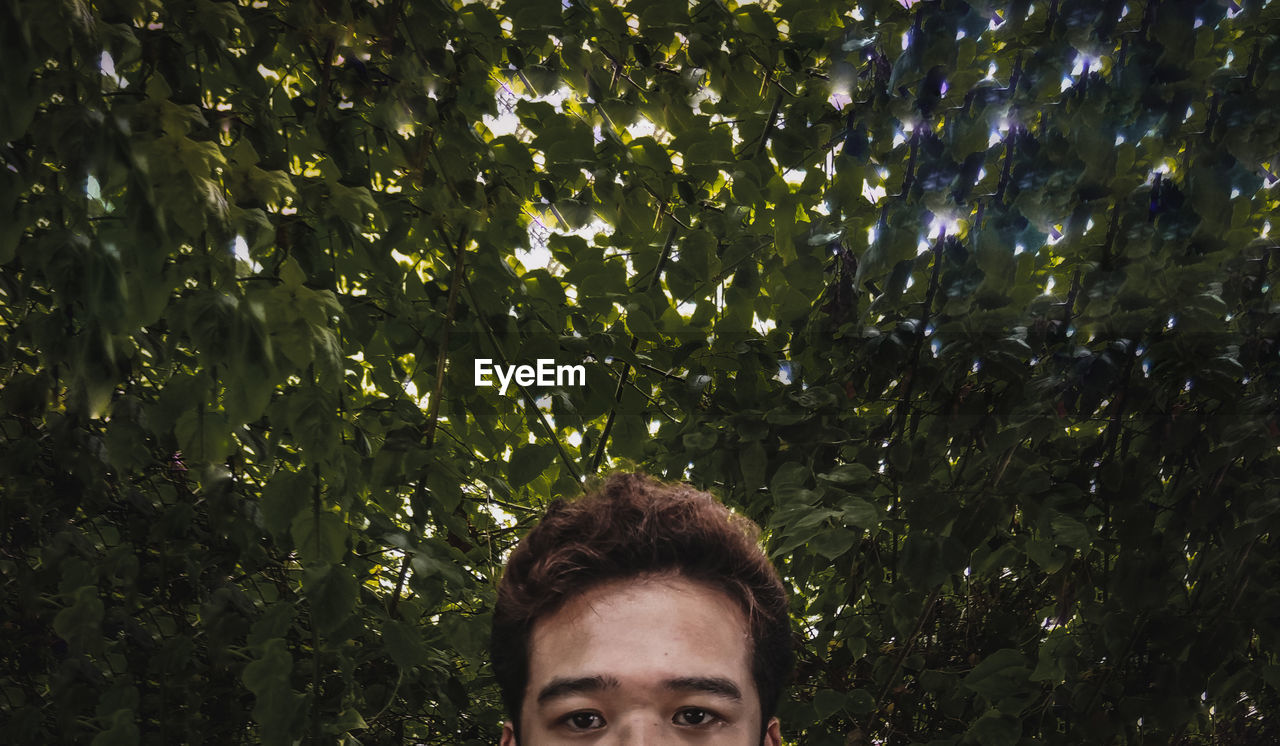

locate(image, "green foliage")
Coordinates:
1 0 1278 744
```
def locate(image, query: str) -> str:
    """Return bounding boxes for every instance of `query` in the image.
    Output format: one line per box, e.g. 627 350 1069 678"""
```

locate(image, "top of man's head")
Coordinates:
489 472 792 740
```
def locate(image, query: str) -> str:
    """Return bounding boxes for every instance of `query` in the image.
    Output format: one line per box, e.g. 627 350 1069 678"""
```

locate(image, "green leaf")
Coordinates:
963 649 1032 702
242 638 306 746
1030 628 1075 683
261 469 311 541
812 688 846 719
53 586 104 651
382 620 428 670
508 443 557 488
965 710 1022 746
291 510 348 565
249 603 297 649
1050 513 1091 550
302 564 358 634
820 463 874 485
808 527 858 560
770 461 811 502
840 496 880 529
740 441 767 494
91 708 140 746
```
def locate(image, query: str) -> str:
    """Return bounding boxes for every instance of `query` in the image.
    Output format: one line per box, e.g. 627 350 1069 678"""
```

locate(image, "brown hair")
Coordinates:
490 471 793 738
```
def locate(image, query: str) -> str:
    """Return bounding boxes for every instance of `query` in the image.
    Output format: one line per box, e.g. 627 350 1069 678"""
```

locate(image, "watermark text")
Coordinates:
474 358 586 395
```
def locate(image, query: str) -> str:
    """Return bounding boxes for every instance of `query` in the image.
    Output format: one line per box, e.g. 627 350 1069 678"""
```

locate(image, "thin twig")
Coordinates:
892 231 945 438
863 588 942 737
753 91 785 160
589 225 680 472
459 272 583 484
389 227 467 617
901 131 921 195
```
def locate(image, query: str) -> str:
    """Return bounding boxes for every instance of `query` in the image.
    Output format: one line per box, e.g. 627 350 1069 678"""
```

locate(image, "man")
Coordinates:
490 472 793 745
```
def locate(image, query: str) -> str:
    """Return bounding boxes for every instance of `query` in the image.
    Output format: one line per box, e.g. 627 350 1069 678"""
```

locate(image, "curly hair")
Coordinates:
490 471 793 739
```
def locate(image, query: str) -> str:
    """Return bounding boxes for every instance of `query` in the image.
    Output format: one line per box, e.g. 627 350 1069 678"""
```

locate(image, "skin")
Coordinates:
500 574 782 745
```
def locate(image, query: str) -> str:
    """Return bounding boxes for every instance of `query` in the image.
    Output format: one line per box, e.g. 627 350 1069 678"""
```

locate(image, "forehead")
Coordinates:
525 575 755 692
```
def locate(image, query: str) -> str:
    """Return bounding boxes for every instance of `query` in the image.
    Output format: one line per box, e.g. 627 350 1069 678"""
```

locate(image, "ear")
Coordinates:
500 721 518 746
764 716 782 746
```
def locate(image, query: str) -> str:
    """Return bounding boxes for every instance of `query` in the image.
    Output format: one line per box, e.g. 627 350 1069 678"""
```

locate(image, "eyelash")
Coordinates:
673 706 725 728
560 711 606 731
558 707 725 732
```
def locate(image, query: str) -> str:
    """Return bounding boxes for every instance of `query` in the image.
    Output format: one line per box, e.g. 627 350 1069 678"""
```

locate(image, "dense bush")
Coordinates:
2 0 1278 743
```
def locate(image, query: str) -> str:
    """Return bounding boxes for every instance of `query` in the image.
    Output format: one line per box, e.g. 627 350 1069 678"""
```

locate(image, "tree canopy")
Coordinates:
2 0 1278 744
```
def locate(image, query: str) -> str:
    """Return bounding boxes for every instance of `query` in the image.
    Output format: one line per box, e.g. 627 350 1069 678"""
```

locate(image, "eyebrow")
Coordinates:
663 676 743 701
536 675 621 704
535 675 745 705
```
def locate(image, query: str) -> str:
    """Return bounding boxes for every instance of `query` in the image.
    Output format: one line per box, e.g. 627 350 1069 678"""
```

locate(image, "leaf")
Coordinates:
1050 513 1091 550
302 564 358 634
774 204 797 264
740 441 767 493
965 710 1022 746
242 638 306 746
328 707 368 734
963 649 1032 702
382 620 428 670
53 586 104 651
820 463 874 485
249 603 296 649
682 429 719 452
808 527 858 560
840 496 880 529
291 510 348 565
173 409 234 463
812 688 846 719
508 443 557 488
261 469 311 541
329 183 383 228
279 256 307 288
770 461 811 502
91 708 140 746
1030 628 1075 683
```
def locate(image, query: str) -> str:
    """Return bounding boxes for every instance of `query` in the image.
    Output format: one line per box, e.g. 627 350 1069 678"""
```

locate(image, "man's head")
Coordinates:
490 472 792 744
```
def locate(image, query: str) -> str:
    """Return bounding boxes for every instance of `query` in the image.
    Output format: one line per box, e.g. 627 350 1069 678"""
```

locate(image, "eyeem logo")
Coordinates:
474 359 586 395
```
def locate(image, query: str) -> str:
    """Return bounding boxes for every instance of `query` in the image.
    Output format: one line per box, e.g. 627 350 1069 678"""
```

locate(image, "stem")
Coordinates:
389 228 467 617
1101 204 1120 267
754 91 785 159
459 273 583 484
864 588 941 737
1063 266 1082 331
901 131 921 195
423 227 468 449
310 474 323 745
1008 53 1024 96
589 224 680 472
995 128 1017 205
893 231 944 438
1244 41 1261 88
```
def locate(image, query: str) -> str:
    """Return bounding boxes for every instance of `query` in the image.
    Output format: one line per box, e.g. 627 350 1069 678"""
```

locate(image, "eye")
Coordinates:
673 707 722 727
562 711 606 731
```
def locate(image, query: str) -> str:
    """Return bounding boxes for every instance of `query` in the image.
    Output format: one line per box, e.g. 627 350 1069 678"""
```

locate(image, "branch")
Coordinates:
458 272 584 485
753 91 785 160
892 231 945 438
901 130 921 195
862 587 941 738
995 128 1017 205
1101 204 1121 268
423 227 468 449
589 224 680 472
590 41 649 97
391 227 467 617
1062 265 1083 331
